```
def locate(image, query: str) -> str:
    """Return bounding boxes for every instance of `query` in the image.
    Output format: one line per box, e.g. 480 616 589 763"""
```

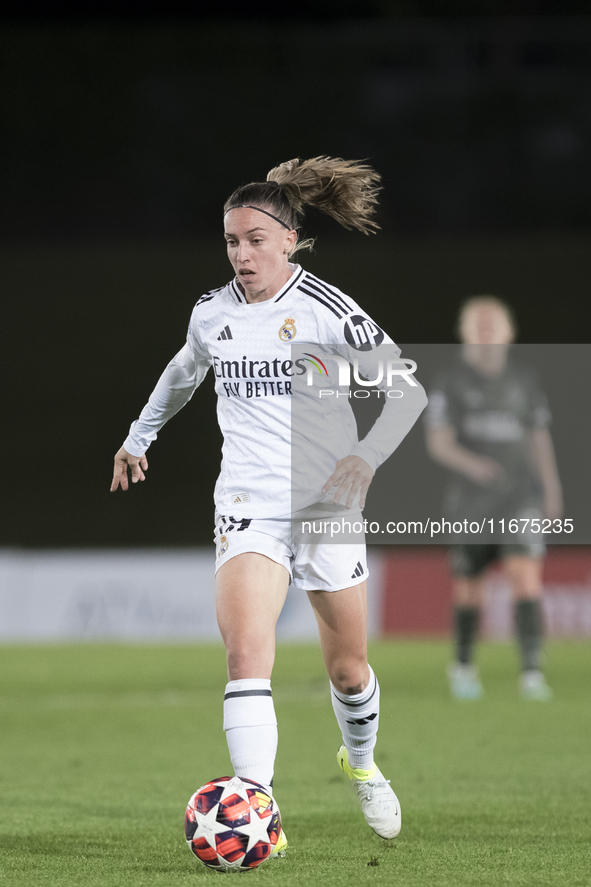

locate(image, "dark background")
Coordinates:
2 2 589 547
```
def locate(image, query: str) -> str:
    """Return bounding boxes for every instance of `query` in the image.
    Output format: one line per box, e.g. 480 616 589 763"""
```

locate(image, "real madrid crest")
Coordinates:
218 534 229 556
279 317 297 342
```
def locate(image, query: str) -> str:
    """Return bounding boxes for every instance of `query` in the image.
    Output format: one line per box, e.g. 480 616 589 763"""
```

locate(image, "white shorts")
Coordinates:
213 510 368 592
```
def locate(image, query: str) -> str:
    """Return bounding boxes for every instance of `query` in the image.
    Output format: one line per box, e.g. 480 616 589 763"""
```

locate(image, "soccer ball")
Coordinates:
185 776 281 872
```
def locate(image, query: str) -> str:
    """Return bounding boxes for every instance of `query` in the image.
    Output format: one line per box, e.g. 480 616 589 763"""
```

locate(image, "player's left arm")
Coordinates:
322 454 374 510
525 375 563 520
319 303 428 508
528 427 563 520
348 342 428 482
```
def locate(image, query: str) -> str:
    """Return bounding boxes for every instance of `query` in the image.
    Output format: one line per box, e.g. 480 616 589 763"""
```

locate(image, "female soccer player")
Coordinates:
425 296 562 701
111 157 427 849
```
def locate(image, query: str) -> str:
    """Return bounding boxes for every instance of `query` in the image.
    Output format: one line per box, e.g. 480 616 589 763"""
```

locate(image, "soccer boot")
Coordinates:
447 662 483 700
270 828 288 858
337 746 401 839
520 670 553 701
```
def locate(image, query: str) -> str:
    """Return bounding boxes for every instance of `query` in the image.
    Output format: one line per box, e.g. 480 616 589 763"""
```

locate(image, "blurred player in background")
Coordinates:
425 296 562 701
111 157 427 849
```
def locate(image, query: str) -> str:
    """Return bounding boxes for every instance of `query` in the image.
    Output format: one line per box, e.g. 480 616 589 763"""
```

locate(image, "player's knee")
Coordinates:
225 642 274 681
453 576 484 607
329 658 369 695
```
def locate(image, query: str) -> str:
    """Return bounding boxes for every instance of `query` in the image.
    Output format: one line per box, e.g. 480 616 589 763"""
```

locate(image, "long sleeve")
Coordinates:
351 350 428 472
123 343 211 456
313 295 428 474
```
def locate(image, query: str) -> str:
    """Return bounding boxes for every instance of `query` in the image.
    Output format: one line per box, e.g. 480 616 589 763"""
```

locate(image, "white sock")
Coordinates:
223 679 277 794
331 665 380 771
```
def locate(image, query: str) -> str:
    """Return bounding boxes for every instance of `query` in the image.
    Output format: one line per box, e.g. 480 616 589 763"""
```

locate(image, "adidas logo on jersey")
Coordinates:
351 561 364 579
217 325 233 340
232 492 250 504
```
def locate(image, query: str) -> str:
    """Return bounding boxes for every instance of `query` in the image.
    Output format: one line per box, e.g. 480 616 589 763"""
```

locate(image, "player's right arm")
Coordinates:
424 385 502 485
425 424 503 485
110 448 149 492
111 310 212 492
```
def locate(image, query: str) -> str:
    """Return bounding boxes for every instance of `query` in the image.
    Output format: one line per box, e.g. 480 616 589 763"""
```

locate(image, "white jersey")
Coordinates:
124 264 427 519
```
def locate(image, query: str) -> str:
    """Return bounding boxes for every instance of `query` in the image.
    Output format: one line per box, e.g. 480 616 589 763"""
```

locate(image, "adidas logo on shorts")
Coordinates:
351 561 364 580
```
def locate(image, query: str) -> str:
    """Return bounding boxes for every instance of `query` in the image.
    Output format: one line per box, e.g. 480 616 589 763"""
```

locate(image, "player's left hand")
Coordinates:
543 487 563 521
322 455 374 510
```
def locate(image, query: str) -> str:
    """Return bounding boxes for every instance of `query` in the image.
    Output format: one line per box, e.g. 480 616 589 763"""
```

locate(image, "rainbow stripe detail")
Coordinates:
302 353 329 376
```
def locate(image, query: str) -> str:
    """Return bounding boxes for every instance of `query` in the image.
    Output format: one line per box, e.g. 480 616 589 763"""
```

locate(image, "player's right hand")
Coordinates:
467 455 503 486
110 447 148 492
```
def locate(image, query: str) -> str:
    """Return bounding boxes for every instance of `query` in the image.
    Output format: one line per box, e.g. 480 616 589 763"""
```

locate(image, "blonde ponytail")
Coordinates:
266 156 381 235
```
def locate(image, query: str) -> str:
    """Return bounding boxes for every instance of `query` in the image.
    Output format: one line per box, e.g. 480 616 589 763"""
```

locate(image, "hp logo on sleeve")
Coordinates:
344 315 385 351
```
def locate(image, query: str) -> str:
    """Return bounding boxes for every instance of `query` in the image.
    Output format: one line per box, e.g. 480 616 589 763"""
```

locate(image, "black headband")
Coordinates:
225 204 292 230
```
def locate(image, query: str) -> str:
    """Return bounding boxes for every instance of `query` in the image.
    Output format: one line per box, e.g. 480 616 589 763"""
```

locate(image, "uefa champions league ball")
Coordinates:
185 776 282 872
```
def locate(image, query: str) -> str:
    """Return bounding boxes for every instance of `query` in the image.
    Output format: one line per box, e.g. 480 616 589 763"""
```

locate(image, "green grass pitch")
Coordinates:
0 640 590 886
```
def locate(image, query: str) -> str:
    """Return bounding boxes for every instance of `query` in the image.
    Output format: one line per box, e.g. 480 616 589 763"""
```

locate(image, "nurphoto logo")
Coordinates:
302 350 418 399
